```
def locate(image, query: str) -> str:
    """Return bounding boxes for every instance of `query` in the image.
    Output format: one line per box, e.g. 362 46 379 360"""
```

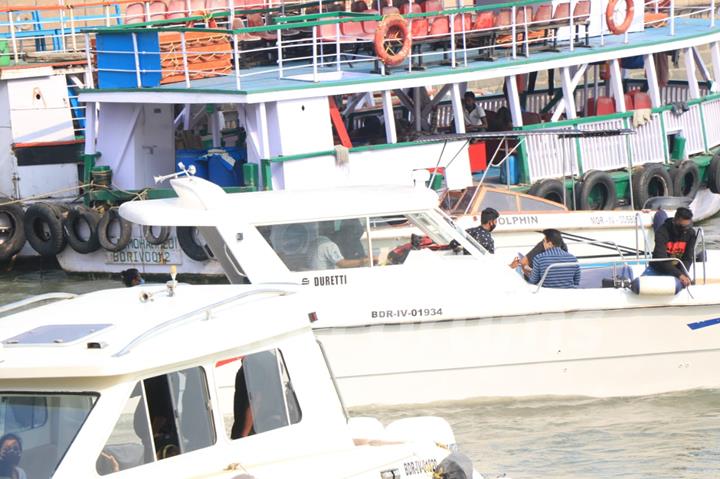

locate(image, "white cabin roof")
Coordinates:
0 284 313 380
120 178 440 226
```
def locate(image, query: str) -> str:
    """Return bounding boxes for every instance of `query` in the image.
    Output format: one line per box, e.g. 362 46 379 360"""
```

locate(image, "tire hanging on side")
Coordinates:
669 160 700 198
66 206 102 254
527 179 566 206
177 226 210 262
143 225 171 245
631 163 673 210
24 202 67 257
98 208 132 252
0 199 26 261
707 152 720 194
576 170 617 210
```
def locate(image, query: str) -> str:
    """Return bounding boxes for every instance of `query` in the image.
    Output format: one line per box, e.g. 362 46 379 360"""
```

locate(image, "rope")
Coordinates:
0 182 149 207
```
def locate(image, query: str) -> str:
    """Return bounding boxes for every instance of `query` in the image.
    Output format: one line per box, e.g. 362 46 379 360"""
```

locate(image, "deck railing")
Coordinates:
79 1 720 91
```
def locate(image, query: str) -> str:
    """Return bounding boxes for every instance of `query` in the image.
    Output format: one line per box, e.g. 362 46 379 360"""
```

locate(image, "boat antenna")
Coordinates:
153 162 197 184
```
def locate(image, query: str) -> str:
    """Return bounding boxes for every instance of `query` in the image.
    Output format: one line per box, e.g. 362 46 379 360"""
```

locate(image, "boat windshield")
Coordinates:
0 392 97 479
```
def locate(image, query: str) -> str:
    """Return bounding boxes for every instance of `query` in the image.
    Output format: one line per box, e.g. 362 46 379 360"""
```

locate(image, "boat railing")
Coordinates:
634 212 652 262
0 292 77 318
82 1 720 91
114 286 294 357
693 226 707 285
533 256 696 292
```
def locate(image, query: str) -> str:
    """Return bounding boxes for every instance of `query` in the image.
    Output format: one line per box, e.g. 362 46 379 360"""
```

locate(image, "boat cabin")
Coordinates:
0 284 467 477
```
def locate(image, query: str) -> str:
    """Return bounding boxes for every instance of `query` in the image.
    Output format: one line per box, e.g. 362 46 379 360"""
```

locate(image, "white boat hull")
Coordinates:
317 301 720 407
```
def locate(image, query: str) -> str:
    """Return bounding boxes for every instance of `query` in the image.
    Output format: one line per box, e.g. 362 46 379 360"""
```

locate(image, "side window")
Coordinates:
258 219 370 271
3 396 47 431
450 187 478 215
480 191 518 212
97 367 215 475
369 215 413 266
215 349 301 440
519 196 565 211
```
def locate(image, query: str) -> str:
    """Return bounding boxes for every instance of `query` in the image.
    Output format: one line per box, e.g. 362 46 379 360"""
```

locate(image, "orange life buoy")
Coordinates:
374 14 412 67
606 0 634 35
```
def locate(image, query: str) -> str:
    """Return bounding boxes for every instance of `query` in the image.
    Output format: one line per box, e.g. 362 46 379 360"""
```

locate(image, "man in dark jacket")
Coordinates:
645 207 696 288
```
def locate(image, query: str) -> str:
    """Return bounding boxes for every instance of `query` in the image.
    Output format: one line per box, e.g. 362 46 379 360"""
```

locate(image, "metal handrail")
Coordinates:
693 226 707 285
0 292 77 317
114 287 294 357
532 257 693 293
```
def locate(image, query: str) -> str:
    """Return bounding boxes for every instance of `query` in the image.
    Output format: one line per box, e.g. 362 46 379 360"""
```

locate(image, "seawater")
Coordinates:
1 214 719 478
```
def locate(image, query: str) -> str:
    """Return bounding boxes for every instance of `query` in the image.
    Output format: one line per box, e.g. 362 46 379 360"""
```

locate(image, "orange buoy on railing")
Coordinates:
606 0 634 35
374 14 411 67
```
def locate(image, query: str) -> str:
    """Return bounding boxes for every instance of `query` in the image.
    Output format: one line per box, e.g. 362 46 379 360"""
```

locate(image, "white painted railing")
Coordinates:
702 97 720 149
525 127 578 180
663 104 705 155
627 113 665 166
576 118 629 172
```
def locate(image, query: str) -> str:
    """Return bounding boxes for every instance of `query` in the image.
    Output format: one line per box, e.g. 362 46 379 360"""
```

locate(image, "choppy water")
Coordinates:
1 214 720 478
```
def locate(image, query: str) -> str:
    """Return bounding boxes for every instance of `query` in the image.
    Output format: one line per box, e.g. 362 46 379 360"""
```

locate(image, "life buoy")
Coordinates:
527 179 566 206
0 199 26 261
66 206 102 254
177 226 210 261
98 208 132 252
669 160 700 198
374 14 412 67
707 152 720 194
606 0 634 35
24 202 66 257
631 163 673 209
577 170 617 210
143 225 171 245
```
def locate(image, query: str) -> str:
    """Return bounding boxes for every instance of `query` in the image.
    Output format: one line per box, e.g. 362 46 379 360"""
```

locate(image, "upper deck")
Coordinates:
78 1 720 104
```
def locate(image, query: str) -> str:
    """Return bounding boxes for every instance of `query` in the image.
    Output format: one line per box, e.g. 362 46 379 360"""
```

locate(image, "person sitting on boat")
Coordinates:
510 236 569 279
643 207 697 289
0 433 27 479
462 91 487 131
309 221 370 270
465 208 499 254
527 229 580 288
120 268 144 287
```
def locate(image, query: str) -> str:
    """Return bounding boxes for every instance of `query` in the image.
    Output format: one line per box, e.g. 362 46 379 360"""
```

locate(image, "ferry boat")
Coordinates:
2 0 720 276
120 174 720 407
0 282 483 477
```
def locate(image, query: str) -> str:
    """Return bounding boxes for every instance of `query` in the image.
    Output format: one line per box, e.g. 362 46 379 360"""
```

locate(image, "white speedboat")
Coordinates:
0 282 482 478
120 175 720 407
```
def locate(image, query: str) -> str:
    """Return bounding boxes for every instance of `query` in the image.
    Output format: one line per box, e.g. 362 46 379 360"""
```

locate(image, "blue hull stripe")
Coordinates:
687 318 720 330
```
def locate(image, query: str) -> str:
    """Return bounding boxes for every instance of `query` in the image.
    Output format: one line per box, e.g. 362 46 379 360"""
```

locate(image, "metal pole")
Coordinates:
335 22 340 71
132 32 143 88
70 7 77 51
511 6 516 59
312 26 318 82
670 0 675 36
450 14 456 68
277 28 284 78
84 32 95 89
181 32 190 87
8 13 19 63
233 33 241 89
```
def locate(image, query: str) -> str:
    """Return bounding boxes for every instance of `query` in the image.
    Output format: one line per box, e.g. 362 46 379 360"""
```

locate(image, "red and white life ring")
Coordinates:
374 14 412 67
606 0 635 35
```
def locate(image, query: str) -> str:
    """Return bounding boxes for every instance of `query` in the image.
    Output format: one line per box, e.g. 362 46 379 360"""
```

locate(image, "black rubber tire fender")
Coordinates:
23 202 67 257
631 163 673 210
143 225 171 245
177 226 210 262
577 170 617 210
98 208 132 252
707 152 720 194
527 179 566 206
66 206 102 254
0 198 26 261
669 160 700 198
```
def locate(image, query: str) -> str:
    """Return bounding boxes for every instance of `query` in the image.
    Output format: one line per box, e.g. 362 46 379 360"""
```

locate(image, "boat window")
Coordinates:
519 196 566 211
97 367 215 475
480 190 518 212
450 187 478 215
215 349 301 440
0 392 97 479
257 219 371 272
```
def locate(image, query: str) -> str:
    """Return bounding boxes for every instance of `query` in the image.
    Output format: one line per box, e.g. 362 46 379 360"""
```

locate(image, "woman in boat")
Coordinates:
0 433 27 479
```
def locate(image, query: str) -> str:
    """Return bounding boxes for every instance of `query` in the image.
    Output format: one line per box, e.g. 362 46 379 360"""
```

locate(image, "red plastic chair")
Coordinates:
516 6 529 26
166 0 186 19
428 15 449 37
248 14 277 41
341 17 371 40
453 13 472 33
573 0 590 23
533 3 553 26
232 16 261 41
125 2 145 23
596 96 616 116
149 1 168 20
423 0 442 13
553 3 570 22
382 6 399 15
401 3 429 38
624 93 634 111
496 8 512 30
362 9 379 35
586 97 596 116
473 11 495 31
634 92 652 110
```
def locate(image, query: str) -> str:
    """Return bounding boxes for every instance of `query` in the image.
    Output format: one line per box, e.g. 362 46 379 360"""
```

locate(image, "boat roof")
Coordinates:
0 284 313 380
80 18 720 105
120 179 440 226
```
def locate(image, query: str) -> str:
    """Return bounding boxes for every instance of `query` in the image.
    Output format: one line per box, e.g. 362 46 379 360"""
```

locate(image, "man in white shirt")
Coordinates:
463 91 487 131
309 222 369 270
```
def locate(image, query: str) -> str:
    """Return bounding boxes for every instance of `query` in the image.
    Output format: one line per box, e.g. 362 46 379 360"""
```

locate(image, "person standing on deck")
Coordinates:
466 208 499 254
